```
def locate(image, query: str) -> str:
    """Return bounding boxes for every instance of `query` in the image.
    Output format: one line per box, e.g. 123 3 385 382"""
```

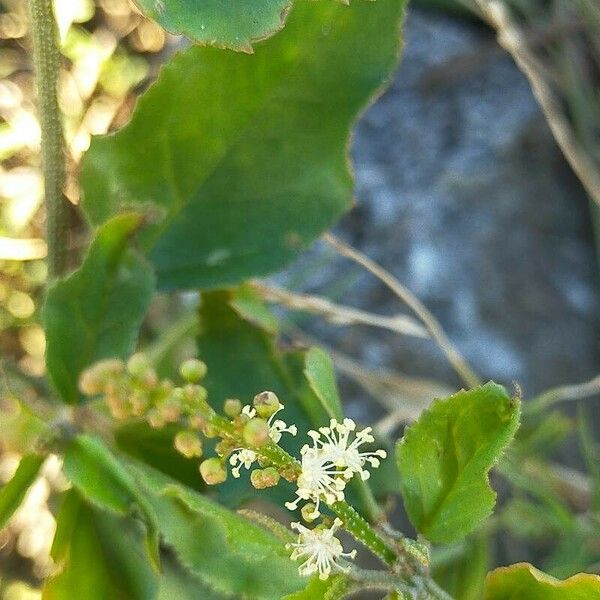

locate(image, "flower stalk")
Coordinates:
28 0 68 278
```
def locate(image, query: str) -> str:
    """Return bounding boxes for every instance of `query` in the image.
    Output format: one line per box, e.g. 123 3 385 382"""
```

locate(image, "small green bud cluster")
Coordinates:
79 355 210 464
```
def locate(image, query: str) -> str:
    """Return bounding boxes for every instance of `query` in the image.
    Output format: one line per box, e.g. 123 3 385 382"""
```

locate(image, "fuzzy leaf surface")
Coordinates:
128 462 306 599
81 0 406 290
396 382 520 543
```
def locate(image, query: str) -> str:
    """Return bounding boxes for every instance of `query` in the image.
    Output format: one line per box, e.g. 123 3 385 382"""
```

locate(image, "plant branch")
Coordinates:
324 234 481 389
473 0 600 207
251 281 428 339
28 0 68 278
525 373 600 415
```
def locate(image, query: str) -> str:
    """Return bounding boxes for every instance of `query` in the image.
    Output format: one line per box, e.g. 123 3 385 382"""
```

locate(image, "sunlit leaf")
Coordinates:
134 0 292 52
43 213 155 404
81 0 407 290
0 454 44 529
396 383 520 543
483 563 600 600
282 574 348 600
63 435 160 569
128 461 306 599
43 491 158 600
304 347 343 420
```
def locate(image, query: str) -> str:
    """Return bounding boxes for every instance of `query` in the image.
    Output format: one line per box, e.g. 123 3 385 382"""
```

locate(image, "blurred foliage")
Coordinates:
0 0 168 593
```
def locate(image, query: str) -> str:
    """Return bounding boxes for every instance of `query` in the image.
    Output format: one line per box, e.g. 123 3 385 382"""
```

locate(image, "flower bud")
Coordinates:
250 467 280 490
301 503 319 523
223 398 242 417
188 413 207 431
243 418 270 447
130 390 150 416
179 359 207 383
147 408 166 429
174 431 203 459
78 358 124 395
106 392 128 420
253 391 281 419
126 353 151 378
182 384 208 408
157 398 181 423
199 458 227 485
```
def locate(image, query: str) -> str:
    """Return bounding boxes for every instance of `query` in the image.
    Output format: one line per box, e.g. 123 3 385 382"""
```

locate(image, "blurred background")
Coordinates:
0 0 598 596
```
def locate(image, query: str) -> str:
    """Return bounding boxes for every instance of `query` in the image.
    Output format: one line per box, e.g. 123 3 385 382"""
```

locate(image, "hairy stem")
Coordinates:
28 0 68 278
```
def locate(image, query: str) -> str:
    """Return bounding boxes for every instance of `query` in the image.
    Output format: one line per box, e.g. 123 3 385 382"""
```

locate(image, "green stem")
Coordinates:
331 501 396 565
28 0 68 279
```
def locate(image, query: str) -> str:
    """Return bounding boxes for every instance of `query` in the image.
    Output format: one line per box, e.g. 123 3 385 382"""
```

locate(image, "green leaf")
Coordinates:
196 290 327 507
282 574 348 600
128 461 307 599
134 0 292 52
44 491 158 600
396 383 520 543
43 213 155 404
432 533 489 600
196 291 381 519
304 347 343 420
62 435 160 570
115 422 205 492
0 454 44 529
81 0 407 290
158 555 228 600
230 284 280 335
483 563 600 600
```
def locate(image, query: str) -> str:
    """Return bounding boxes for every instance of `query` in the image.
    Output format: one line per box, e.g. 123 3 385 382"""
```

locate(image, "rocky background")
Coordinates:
281 4 600 416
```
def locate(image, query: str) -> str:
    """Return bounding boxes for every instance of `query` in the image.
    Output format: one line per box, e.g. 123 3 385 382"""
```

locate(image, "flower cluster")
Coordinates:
228 394 297 478
79 354 210 460
287 519 356 580
286 418 387 519
80 357 388 581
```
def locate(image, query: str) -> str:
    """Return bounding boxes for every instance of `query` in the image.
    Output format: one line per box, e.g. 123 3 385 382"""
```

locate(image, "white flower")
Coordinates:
285 447 347 518
229 403 296 479
229 449 257 478
240 403 297 443
269 418 297 443
309 418 387 481
287 519 356 580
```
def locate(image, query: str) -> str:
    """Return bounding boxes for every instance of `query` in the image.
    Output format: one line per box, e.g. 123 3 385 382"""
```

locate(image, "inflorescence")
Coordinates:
79 354 387 580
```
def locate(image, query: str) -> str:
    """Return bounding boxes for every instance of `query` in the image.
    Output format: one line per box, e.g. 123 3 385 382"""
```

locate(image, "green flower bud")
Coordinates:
223 398 242 417
147 409 166 429
250 467 280 490
174 383 208 410
199 458 227 485
203 423 218 438
253 391 281 419
243 418 270 447
179 359 207 383
174 431 203 459
130 390 150 416
188 413 207 431
78 358 124 395
126 353 150 378
157 398 181 423
106 392 129 420
301 503 318 523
